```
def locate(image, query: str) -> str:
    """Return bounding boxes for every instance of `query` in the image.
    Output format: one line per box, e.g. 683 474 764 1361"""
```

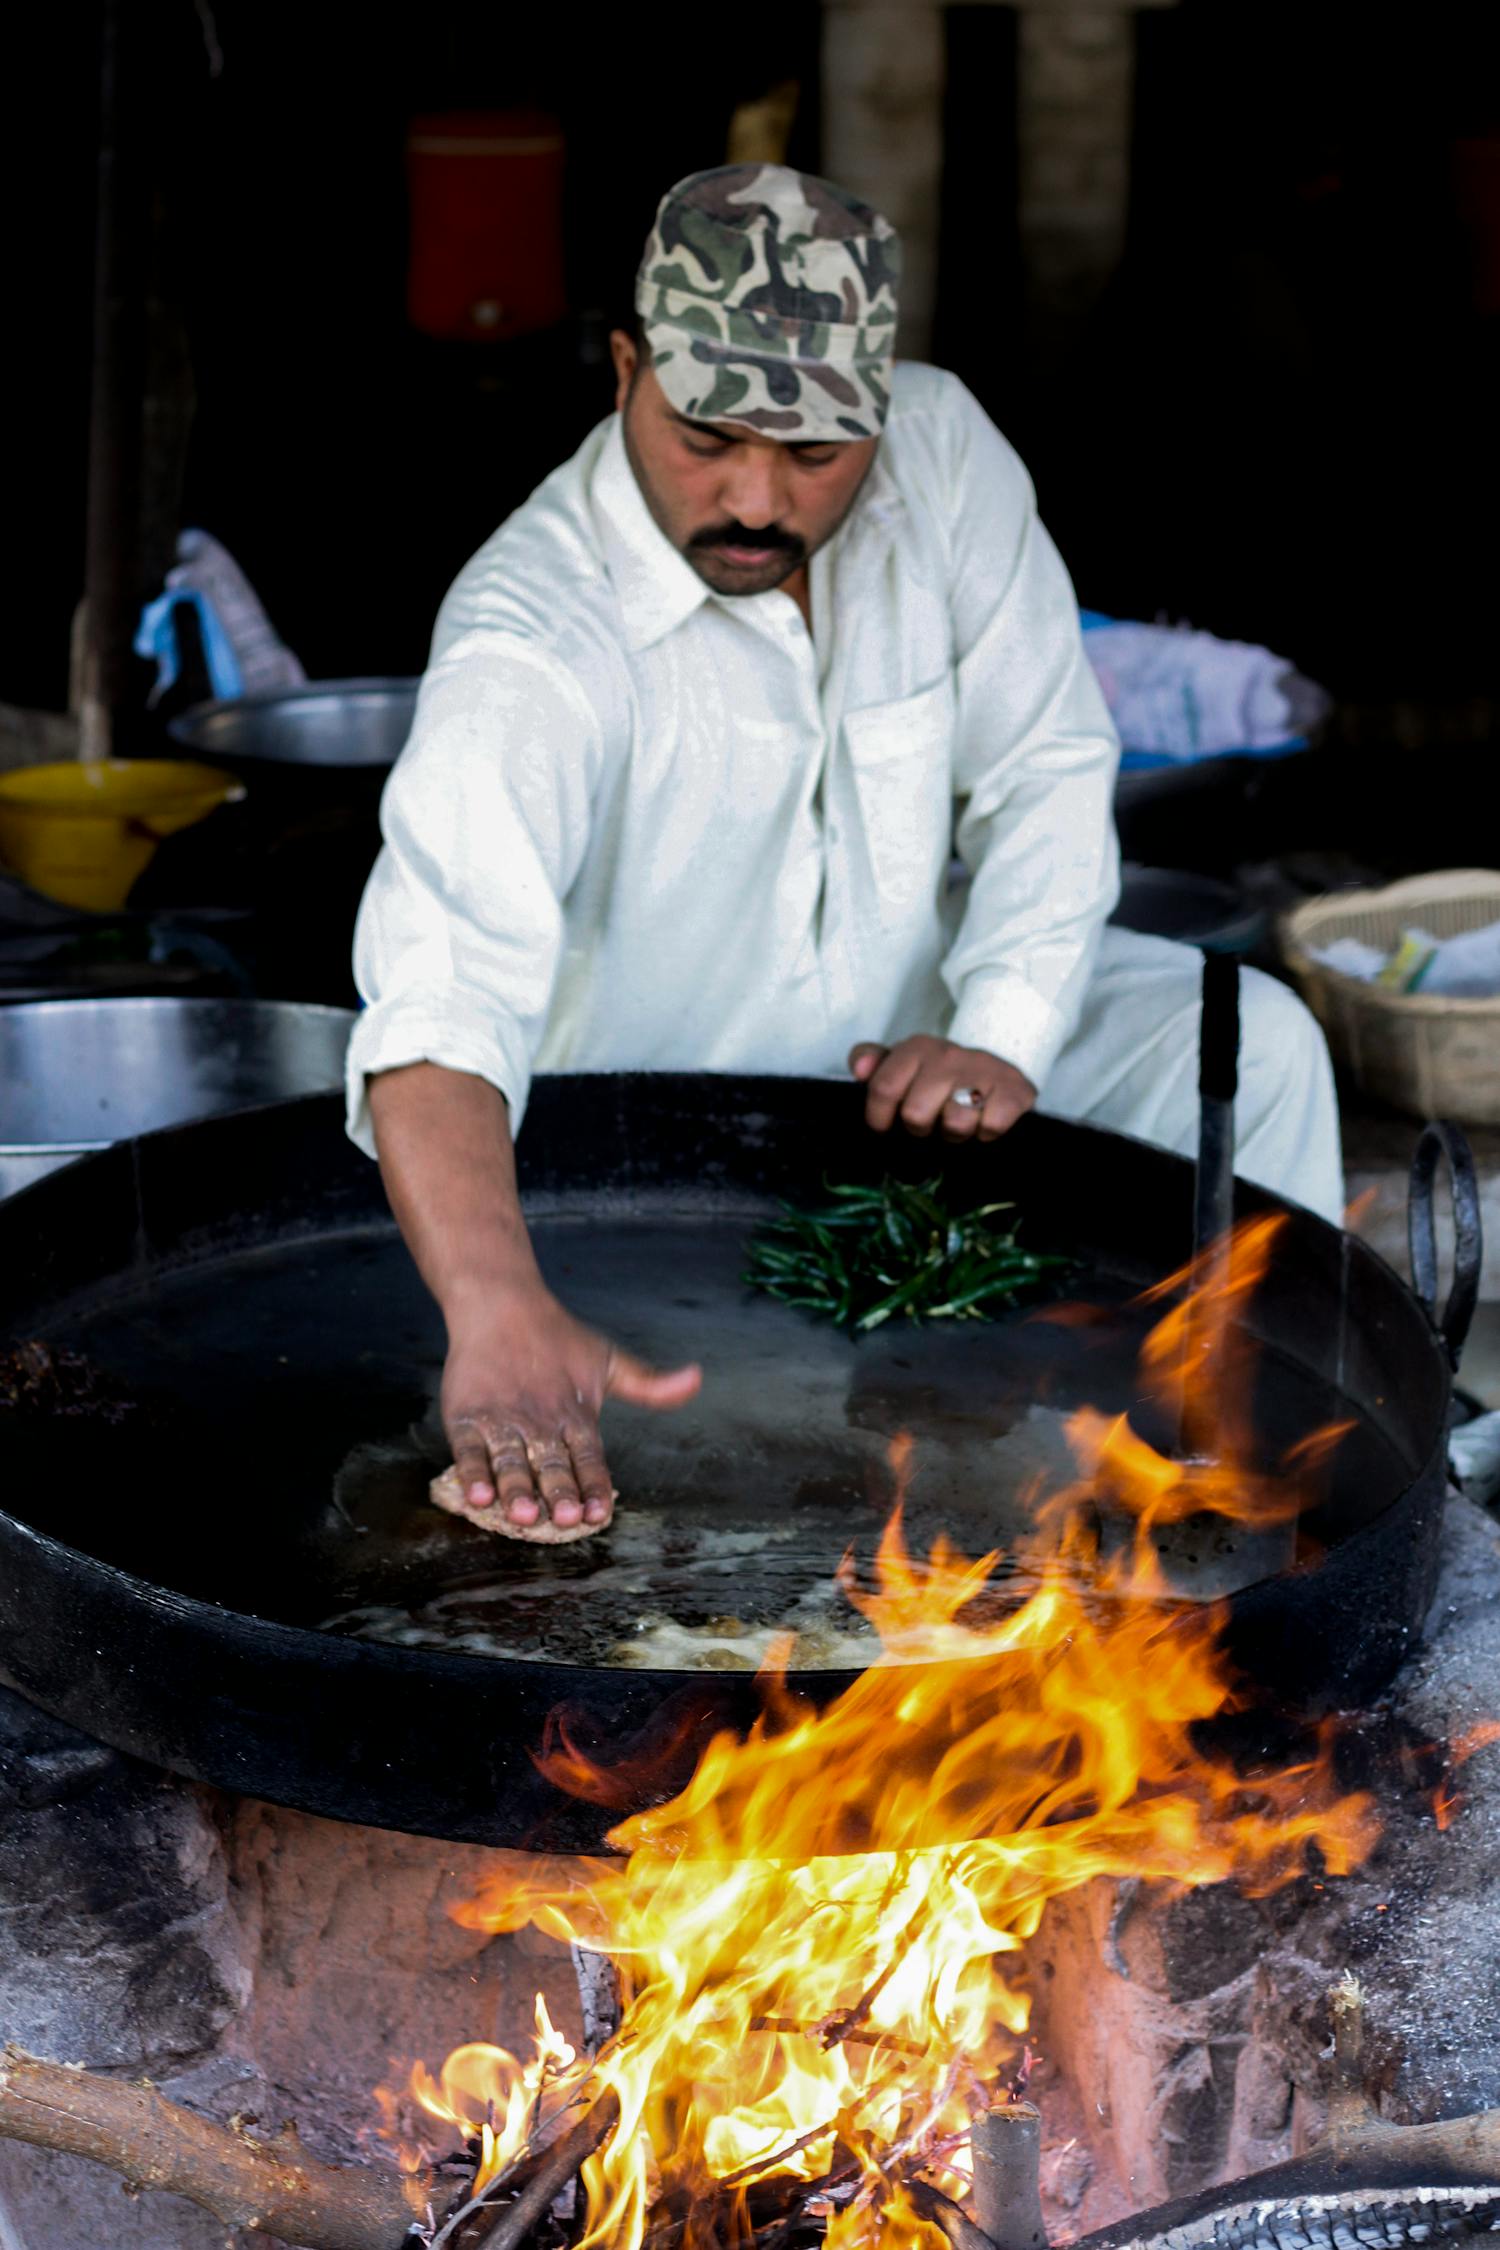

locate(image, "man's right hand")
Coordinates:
367 1063 700 1538
441 1278 701 1534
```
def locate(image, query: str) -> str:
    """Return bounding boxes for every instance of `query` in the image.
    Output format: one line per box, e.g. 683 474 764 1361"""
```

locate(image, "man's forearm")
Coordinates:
367 1060 698 1535
366 1063 539 1321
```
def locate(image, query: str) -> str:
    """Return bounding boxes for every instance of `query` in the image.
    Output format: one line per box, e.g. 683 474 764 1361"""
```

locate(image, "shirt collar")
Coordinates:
589 412 906 656
591 415 712 653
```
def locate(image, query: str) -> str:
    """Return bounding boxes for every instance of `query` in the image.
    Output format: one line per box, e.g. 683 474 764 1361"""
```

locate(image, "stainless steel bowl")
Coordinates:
0 997 355 1197
166 679 419 770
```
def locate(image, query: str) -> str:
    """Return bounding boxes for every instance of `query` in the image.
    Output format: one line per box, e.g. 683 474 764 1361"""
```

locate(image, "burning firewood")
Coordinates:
907 2179 1005 2250
8 1983 1500 2250
427 2089 622 2248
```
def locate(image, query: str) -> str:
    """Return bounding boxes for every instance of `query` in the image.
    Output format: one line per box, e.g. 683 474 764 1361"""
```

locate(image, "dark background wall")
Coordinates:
4 0 1497 719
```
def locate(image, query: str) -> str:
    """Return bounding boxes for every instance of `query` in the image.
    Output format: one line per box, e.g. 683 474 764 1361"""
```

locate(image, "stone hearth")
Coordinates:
1029 1496 1500 2235
2 1496 1499 2249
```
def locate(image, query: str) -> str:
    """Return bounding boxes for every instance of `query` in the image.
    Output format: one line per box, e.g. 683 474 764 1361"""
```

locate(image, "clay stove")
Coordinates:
5 1455 1500 2250
5 1486 1500 2250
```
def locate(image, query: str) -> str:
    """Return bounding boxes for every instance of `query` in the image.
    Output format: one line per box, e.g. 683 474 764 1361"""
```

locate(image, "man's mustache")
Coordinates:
688 520 805 559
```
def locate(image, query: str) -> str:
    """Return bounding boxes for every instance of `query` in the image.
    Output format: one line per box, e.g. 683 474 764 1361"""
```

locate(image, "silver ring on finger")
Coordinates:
949 1086 985 1110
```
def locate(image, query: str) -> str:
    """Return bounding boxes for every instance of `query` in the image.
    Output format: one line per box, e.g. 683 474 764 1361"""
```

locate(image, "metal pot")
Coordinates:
0 998 355 1198
166 680 419 771
158 685 417 1006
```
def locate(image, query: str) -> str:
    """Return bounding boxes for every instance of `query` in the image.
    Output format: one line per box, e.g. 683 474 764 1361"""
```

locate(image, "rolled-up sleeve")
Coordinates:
937 382 1120 1091
345 632 602 1155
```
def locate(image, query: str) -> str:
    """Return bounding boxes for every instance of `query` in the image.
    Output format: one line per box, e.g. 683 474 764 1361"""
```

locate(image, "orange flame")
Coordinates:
394 1219 1378 2248
1449 1718 1500 1766
1432 1717 1500 1830
1343 1186 1379 1231
402 1993 579 2189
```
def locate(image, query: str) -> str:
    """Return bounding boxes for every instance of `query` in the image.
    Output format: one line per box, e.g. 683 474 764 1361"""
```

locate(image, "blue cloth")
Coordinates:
134 588 244 703
1118 740 1308 773
1080 607 1311 772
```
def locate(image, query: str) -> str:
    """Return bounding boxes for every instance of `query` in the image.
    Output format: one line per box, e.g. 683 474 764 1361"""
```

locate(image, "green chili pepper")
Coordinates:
743 1175 1070 1333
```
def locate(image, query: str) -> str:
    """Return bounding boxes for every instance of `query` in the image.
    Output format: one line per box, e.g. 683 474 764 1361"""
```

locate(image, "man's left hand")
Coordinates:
849 1036 1037 1143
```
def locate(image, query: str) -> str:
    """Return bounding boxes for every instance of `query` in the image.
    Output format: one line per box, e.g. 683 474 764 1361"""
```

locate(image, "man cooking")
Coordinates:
348 164 1342 1542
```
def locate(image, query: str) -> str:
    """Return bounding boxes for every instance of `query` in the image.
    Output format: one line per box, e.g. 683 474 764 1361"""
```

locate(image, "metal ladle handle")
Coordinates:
1408 1119 1483 1369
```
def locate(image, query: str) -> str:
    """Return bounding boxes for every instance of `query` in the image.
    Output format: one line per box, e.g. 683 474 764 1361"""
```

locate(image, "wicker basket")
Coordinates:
1281 869 1500 1123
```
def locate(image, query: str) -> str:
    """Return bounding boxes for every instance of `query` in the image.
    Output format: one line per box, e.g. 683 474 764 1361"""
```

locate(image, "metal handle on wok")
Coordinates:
1194 951 1241 1262
1181 954 1241 1460
1408 1119 1483 1369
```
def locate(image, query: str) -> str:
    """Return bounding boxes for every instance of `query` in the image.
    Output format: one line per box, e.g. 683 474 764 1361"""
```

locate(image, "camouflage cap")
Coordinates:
634 164 901 442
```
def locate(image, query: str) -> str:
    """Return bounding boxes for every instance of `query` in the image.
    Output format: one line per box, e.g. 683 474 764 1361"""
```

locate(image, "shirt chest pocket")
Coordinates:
839 674 956 930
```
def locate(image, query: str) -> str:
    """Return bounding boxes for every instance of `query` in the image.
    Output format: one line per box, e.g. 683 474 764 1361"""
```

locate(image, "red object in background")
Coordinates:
405 110 567 342
1453 136 1500 318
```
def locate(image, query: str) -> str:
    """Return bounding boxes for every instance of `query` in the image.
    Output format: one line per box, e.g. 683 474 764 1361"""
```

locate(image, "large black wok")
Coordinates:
0 1077 1475 1850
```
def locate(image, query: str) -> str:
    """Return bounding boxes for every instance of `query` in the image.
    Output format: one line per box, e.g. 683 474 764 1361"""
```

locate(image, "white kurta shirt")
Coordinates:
347 363 1120 1152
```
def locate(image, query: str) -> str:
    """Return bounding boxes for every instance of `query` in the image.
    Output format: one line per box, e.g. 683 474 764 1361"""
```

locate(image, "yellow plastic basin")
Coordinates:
0 760 246 913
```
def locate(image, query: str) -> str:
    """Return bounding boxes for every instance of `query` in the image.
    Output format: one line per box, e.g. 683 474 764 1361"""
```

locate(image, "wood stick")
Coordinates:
908 2178 1001 2250
1071 2103 1500 2250
814 1931 910 2050
0 2046 428 2250
444 2088 621 2250
1326 1970 1376 2130
570 1943 622 2056
642 2155 864 2250
750 2014 928 2059
970 2101 1047 2250
713 2118 841 2194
